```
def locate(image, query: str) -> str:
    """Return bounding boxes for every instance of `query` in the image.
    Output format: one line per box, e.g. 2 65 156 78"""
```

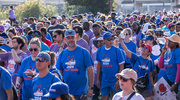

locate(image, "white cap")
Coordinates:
57 16 62 20
4 23 11 30
116 68 137 82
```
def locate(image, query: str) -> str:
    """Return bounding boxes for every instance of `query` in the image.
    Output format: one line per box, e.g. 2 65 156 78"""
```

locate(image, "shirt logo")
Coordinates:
102 54 110 65
34 84 43 97
64 55 78 71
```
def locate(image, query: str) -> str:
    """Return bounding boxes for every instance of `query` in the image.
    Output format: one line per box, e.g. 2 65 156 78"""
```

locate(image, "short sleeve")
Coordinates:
53 75 61 83
83 49 94 68
117 48 125 64
175 48 180 63
2 69 12 90
56 52 63 71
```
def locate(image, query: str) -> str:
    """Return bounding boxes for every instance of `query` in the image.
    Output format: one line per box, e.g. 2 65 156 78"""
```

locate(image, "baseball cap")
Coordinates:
44 82 69 98
32 30 42 37
23 18 28 21
141 44 152 53
22 23 29 30
93 37 103 48
0 25 5 32
4 23 11 30
37 52 51 61
103 32 113 39
120 22 127 27
15 21 19 24
168 22 175 28
51 16 57 19
116 68 137 82
164 17 170 21
65 30 75 38
57 16 62 20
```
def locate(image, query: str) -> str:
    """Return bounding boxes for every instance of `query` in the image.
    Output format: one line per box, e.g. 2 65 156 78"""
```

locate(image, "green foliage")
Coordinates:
64 0 115 14
0 0 58 22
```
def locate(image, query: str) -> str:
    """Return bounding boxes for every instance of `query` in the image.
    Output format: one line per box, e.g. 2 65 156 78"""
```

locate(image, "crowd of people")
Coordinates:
0 5 180 100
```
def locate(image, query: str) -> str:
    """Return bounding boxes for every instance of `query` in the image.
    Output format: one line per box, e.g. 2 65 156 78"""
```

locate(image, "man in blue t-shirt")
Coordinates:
31 52 60 100
0 66 13 100
111 12 120 25
56 30 94 100
96 32 125 100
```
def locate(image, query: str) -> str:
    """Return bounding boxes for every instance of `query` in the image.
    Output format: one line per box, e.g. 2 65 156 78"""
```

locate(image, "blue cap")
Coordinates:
26 35 32 39
37 52 51 61
103 32 113 39
121 23 127 27
87 15 91 18
65 30 76 38
44 82 69 98
143 36 154 41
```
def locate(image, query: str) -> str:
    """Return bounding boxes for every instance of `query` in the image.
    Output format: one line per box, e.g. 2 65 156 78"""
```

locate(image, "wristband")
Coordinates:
88 86 94 89
11 47 15 49
32 71 36 76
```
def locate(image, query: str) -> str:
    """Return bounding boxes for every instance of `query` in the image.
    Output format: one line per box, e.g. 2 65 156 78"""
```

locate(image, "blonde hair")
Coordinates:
29 38 41 47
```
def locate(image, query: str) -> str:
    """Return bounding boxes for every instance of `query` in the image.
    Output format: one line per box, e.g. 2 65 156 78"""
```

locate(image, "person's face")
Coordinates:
111 14 115 19
156 32 163 38
8 32 15 39
176 25 180 32
111 28 116 35
167 40 177 49
113 38 119 46
104 36 114 48
160 23 164 28
29 44 40 58
45 23 50 28
141 46 150 56
36 24 43 31
145 17 150 22
174 17 178 21
115 30 121 37
97 40 104 48
12 39 19 49
118 76 133 90
65 36 76 48
51 18 56 25
169 26 175 31
144 40 153 45
36 57 50 71
132 23 138 32
53 32 63 42
92 26 100 36
74 28 80 38
145 31 153 36
164 20 170 26
124 30 131 39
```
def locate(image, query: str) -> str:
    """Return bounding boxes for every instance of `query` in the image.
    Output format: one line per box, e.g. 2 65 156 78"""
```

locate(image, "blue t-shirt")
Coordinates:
0 45 11 52
30 23 36 30
18 56 37 100
32 72 60 100
139 33 145 40
162 26 169 32
56 46 94 95
170 31 176 36
112 19 120 25
119 41 137 53
40 41 50 52
130 53 154 89
49 68 62 81
96 45 125 86
0 67 12 100
163 48 180 82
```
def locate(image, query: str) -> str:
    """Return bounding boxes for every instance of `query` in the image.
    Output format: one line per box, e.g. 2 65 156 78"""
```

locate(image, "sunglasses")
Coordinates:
106 38 114 41
97 41 104 44
119 76 129 82
125 33 130 36
29 48 38 52
35 58 45 62
92 28 99 31
53 35 57 38
141 46 149 51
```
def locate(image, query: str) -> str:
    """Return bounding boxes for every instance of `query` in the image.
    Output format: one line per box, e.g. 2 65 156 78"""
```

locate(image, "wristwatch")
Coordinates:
11 47 15 49
88 86 94 89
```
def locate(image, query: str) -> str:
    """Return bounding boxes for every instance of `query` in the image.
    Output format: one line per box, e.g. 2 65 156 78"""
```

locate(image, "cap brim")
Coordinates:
165 37 179 43
44 93 59 99
115 73 131 79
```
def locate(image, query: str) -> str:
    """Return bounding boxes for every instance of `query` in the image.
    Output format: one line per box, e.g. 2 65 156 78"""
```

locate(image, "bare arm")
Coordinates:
16 76 23 87
97 62 101 89
119 63 124 73
87 66 94 87
119 38 132 59
5 88 13 100
11 49 21 63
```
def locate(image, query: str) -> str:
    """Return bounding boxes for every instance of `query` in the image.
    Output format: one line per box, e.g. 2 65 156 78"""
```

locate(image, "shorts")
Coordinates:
137 89 153 98
101 85 120 97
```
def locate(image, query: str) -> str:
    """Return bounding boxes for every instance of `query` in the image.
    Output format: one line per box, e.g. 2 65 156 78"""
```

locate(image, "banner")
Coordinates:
153 77 176 100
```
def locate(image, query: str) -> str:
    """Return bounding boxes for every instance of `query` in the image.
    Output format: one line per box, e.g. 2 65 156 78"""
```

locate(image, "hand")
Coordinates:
97 80 101 89
86 88 94 97
115 80 120 91
118 35 123 43
61 40 66 47
24 69 34 77
5 38 13 48
170 84 178 92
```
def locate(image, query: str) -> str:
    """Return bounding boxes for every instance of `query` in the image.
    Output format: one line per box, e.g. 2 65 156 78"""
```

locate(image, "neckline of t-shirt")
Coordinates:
105 46 111 50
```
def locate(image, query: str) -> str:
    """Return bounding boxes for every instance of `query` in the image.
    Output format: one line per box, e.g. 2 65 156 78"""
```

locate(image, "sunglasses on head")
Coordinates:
29 48 38 52
35 58 45 62
119 76 129 82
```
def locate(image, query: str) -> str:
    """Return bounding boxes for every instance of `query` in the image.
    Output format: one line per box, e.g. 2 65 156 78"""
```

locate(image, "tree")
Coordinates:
64 0 115 14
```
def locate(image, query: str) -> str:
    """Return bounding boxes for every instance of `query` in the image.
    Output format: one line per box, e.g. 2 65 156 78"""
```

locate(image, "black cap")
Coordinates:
32 30 42 37
51 16 57 19
23 18 28 21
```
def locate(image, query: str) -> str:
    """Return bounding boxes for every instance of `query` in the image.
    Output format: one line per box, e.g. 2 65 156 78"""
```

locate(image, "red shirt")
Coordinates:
42 39 52 47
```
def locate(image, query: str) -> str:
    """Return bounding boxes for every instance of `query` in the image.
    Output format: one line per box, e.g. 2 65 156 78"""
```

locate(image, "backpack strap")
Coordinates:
127 92 136 100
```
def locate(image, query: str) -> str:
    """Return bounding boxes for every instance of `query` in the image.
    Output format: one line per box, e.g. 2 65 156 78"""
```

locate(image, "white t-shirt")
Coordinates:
112 91 145 100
